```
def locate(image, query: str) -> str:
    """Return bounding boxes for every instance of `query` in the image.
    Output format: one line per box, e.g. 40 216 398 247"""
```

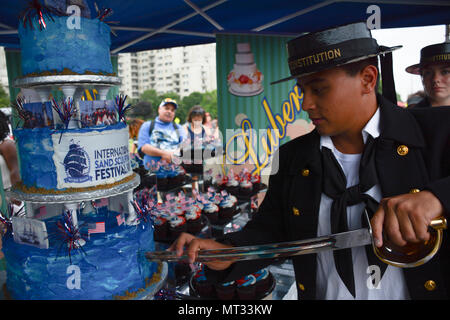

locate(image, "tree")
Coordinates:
0 86 10 109
201 90 218 119
130 101 153 120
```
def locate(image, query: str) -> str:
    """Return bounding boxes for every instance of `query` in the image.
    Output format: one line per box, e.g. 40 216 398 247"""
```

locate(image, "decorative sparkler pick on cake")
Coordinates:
55 210 87 263
130 199 153 225
115 94 132 123
21 0 57 30
93 2 118 35
0 203 26 233
51 97 77 143
11 97 33 129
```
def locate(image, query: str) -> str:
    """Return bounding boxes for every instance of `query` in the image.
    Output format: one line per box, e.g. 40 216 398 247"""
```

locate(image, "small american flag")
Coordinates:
116 214 125 226
88 222 105 234
35 206 47 219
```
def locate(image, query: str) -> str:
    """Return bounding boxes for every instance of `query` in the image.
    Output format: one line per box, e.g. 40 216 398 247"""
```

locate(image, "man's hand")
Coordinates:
160 150 173 163
371 191 445 247
168 233 235 270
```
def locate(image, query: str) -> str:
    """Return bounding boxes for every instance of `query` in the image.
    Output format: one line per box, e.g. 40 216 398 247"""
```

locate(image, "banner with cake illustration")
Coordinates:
215 33 314 179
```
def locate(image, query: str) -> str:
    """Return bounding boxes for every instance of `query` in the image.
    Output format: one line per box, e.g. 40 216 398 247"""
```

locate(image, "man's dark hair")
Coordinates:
339 56 380 92
0 110 10 141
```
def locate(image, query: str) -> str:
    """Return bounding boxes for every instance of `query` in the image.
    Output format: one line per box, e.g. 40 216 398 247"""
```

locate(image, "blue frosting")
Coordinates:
1 210 156 300
14 122 127 190
18 16 113 75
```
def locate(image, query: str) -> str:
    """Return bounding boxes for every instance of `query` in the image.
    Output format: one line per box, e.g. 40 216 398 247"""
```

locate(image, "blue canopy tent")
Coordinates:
0 0 449 53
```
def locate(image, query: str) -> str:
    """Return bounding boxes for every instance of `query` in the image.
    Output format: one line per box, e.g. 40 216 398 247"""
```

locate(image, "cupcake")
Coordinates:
215 174 228 191
193 264 215 297
218 194 238 221
239 178 253 196
236 275 257 300
251 173 262 191
168 215 187 238
202 201 219 224
153 216 168 240
253 269 271 295
185 205 203 234
215 280 236 300
225 175 240 195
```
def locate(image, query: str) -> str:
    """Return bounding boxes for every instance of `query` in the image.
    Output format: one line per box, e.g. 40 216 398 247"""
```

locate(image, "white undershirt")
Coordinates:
315 108 410 300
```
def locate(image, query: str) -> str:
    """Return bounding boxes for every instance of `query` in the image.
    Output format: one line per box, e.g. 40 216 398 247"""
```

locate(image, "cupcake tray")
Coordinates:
187 271 275 300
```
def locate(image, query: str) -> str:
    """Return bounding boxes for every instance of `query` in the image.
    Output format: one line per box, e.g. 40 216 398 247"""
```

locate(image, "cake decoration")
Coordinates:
227 42 264 97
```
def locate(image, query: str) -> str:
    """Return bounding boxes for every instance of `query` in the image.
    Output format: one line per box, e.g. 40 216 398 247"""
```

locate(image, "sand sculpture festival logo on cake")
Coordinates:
63 140 92 183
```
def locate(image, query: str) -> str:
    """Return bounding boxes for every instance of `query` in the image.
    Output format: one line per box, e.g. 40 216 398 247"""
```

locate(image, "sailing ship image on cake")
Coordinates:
11 217 49 249
227 43 264 97
63 140 92 183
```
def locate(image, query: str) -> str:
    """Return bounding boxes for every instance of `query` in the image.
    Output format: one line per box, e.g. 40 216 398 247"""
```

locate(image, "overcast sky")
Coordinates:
371 24 447 102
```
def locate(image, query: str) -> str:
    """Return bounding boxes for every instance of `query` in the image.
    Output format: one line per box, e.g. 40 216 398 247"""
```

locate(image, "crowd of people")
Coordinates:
129 98 220 169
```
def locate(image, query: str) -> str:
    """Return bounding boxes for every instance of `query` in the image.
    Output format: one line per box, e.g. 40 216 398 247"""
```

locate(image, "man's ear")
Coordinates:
360 64 378 94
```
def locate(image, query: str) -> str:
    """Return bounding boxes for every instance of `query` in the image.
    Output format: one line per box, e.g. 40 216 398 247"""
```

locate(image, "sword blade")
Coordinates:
145 228 373 262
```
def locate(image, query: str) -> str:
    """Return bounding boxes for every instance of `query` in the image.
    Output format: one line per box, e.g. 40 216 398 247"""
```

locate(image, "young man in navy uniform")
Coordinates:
170 22 450 299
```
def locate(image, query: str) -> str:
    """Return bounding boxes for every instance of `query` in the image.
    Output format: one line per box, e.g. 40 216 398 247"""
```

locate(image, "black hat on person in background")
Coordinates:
405 42 450 75
271 22 402 104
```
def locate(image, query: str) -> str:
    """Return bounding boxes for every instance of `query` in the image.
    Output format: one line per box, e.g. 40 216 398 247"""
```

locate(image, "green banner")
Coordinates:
216 33 312 175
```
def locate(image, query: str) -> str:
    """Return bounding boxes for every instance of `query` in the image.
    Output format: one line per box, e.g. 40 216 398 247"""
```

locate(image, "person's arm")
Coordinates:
0 140 20 186
137 121 173 162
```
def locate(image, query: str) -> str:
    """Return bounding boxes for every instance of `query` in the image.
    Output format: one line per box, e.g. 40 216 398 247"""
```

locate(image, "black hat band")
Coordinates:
288 38 379 77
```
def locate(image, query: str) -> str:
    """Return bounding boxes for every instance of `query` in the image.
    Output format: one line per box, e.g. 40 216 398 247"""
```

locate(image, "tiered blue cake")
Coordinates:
1 3 159 300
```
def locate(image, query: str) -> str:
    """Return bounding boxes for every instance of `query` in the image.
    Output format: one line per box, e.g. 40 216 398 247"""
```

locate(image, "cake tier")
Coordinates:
1 211 156 299
233 63 257 74
236 43 251 53
14 122 132 191
18 16 113 76
235 53 254 64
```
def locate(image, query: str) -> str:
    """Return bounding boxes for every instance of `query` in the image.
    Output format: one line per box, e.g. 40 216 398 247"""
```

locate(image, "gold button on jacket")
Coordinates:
424 280 436 291
397 145 409 156
301 168 310 177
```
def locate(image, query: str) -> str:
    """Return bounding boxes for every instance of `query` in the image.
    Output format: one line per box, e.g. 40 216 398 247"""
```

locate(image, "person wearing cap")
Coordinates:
137 98 186 167
169 22 450 300
406 42 450 108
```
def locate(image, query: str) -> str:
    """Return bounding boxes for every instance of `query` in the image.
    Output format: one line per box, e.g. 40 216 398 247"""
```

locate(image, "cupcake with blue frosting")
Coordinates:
218 193 238 220
236 274 257 300
185 205 203 234
253 268 271 295
168 215 187 238
202 201 219 224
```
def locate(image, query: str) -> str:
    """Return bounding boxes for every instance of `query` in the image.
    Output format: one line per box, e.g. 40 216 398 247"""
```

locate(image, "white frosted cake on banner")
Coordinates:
227 42 264 96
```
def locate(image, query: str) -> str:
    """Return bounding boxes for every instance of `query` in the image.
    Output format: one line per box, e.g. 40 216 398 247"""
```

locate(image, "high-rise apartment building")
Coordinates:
117 43 216 100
